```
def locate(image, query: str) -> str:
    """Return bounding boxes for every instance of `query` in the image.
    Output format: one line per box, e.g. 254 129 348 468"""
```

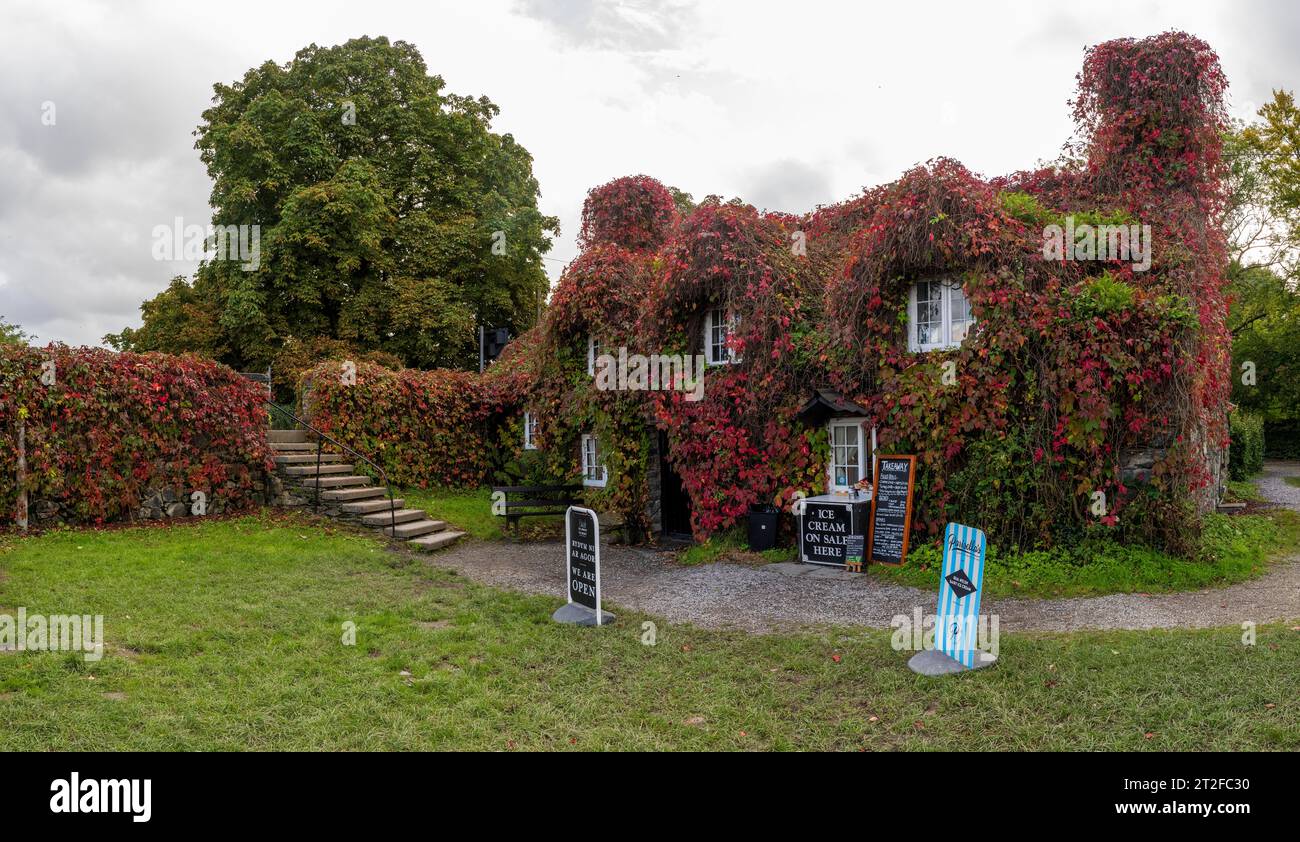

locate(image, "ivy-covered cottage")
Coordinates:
471 31 1231 556
284 32 1233 560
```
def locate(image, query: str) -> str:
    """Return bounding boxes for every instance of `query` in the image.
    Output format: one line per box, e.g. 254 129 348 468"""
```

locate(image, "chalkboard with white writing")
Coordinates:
798 497 869 567
868 455 917 566
566 507 600 610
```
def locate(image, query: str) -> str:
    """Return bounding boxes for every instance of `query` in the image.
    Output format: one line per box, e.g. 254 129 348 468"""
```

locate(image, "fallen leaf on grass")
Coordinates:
831 654 841 663
1144 732 1155 740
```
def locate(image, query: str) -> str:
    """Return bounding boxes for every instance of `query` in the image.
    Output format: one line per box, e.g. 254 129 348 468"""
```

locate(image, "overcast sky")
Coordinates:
1 0 1296 346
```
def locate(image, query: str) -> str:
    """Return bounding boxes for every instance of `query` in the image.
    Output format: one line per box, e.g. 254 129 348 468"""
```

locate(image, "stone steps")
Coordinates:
282 463 356 477
270 441 320 452
274 453 347 465
383 519 447 540
298 475 373 489
408 530 468 552
360 508 426 527
268 428 464 554
340 497 406 514
320 486 390 502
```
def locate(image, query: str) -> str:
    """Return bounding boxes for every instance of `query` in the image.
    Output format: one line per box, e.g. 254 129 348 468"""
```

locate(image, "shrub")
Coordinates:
1071 272 1135 318
1263 419 1300 459
302 361 489 488
0 345 271 525
1228 410 1265 480
270 336 403 404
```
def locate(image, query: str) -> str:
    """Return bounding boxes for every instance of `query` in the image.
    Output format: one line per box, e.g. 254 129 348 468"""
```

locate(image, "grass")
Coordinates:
869 510 1300 598
1 514 1297 750
1227 479 1268 501
675 507 1300 599
396 485 563 541
678 527 791 566
1286 477 1300 489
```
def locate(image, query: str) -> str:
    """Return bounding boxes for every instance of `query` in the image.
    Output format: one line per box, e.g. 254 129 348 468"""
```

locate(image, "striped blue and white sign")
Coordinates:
935 522 987 669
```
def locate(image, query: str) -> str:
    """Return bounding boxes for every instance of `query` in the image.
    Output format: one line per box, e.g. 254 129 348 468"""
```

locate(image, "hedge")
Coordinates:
302 361 490 489
0 346 272 525
1228 410 1265 480
1263 419 1300 460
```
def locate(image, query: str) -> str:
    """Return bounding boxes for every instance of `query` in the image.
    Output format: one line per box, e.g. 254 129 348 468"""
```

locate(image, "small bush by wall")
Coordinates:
302 362 489 488
0 346 272 526
1228 410 1265 480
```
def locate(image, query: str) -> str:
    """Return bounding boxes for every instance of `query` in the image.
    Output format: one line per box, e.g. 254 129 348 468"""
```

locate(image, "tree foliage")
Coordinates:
110 36 557 373
0 316 28 346
1225 89 1300 443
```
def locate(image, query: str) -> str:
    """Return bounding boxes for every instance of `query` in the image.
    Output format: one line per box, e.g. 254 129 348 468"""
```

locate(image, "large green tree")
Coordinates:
1225 90 1300 444
109 36 557 371
0 315 28 346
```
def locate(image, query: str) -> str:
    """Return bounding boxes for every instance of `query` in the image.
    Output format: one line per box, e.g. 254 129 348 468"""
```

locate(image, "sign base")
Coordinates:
907 649 997 676
552 602 616 626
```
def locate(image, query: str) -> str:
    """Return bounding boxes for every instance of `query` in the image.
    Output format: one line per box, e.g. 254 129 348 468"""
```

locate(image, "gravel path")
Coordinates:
426 461 1300 633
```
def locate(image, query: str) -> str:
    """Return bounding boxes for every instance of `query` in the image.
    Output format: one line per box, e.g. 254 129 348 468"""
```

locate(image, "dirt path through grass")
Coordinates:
428 461 1300 633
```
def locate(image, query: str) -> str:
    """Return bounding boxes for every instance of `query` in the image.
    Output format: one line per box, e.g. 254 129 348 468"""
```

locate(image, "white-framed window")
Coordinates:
523 412 539 450
587 336 601 376
703 307 740 365
581 433 607 487
827 419 866 492
908 279 973 352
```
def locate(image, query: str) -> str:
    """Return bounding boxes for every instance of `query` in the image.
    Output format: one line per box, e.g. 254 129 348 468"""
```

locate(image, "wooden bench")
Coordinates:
492 484 582 538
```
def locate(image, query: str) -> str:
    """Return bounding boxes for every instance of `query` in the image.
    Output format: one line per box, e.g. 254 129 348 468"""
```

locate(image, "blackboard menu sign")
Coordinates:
844 533 864 572
566 506 601 611
868 455 917 566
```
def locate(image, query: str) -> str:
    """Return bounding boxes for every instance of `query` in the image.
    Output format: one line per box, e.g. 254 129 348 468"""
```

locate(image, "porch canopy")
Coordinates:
794 388 869 426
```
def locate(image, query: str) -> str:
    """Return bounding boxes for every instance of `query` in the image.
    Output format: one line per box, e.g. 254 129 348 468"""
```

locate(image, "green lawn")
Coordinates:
396 485 562 541
1 514 1297 750
869 511 1300 598
679 509 1300 599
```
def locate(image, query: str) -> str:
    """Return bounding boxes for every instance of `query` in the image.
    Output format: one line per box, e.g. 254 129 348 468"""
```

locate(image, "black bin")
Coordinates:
747 504 779 551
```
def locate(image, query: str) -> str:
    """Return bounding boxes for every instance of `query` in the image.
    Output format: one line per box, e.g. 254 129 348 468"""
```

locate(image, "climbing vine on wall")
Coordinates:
0 346 271 525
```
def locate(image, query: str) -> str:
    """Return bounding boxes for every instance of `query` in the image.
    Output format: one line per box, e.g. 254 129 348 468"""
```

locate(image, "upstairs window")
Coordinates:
581 433 607 487
587 336 601 376
909 279 973 352
704 308 740 365
523 412 539 450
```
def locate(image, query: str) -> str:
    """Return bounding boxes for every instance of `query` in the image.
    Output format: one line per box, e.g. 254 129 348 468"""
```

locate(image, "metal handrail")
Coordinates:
265 402 398 536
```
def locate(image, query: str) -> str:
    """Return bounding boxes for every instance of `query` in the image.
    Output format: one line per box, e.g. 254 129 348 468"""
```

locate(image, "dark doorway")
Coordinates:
659 430 693 538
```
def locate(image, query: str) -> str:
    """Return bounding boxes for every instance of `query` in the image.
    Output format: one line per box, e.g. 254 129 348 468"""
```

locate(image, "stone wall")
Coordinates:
22 466 277 528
